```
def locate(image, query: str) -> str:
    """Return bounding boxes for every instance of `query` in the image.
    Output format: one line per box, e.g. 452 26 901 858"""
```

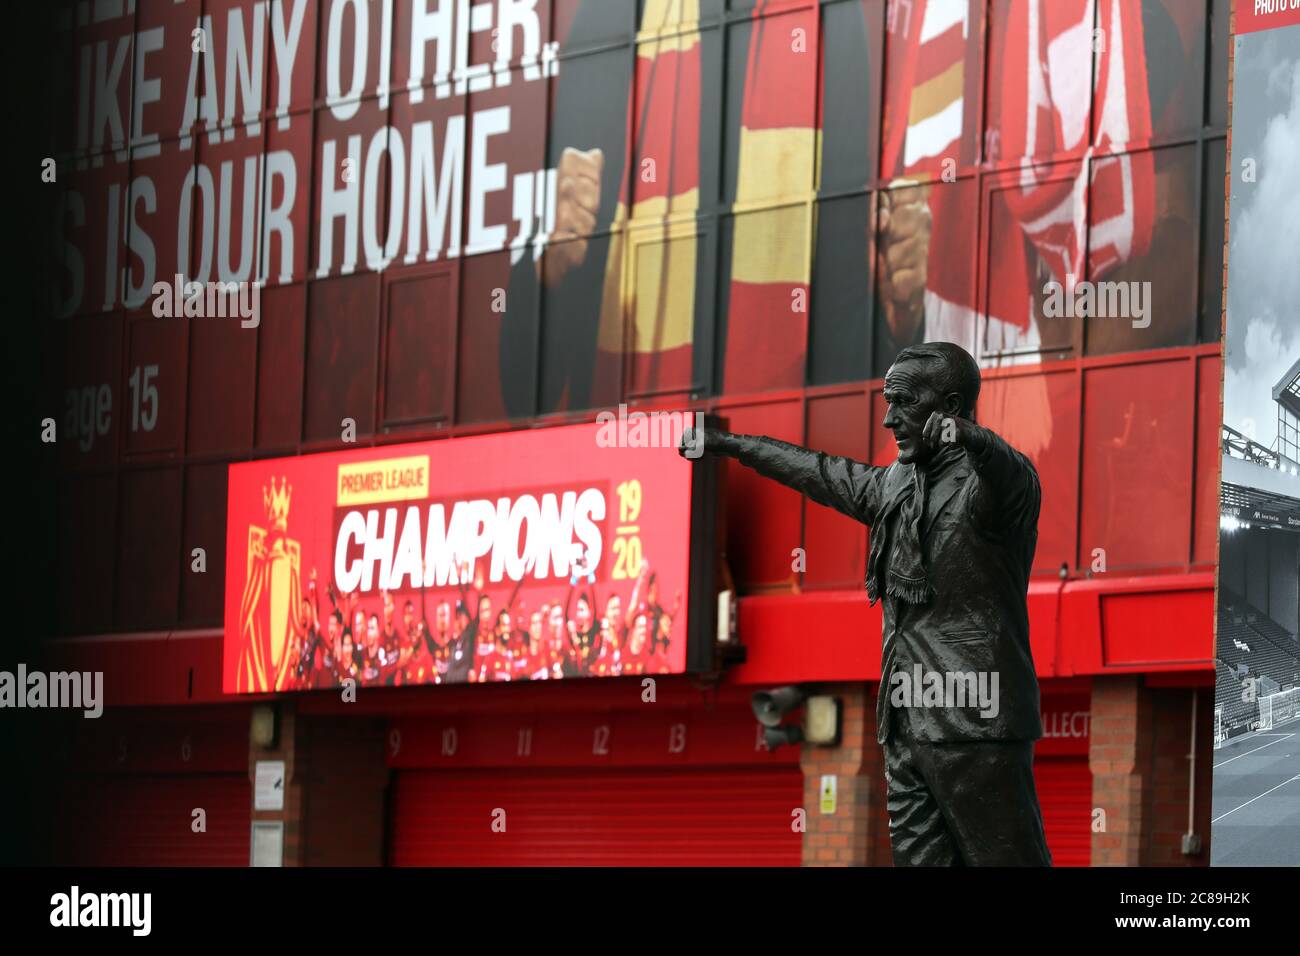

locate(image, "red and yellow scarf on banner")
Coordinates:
594 0 702 401
595 0 817 399
885 0 1154 332
724 2 817 394
594 0 1155 393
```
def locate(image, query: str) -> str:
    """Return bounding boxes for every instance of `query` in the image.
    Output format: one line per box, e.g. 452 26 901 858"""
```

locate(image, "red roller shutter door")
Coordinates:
47 705 252 866
49 773 251 866
389 765 803 866
1036 691 1094 866
1035 757 1092 867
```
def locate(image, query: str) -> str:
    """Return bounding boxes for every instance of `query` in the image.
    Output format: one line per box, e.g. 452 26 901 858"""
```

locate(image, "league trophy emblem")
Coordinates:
236 476 302 693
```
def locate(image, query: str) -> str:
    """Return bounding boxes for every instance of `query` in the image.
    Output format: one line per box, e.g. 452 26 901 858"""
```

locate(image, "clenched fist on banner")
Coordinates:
540 146 604 288
877 183 932 347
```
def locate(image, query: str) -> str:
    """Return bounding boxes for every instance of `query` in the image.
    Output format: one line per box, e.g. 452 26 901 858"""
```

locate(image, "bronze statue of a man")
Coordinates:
682 341 1051 866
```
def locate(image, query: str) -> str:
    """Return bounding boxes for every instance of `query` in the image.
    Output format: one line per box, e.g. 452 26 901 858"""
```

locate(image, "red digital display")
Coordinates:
223 420 702 693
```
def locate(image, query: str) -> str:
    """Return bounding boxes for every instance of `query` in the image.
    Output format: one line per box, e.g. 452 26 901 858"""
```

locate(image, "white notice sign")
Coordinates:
250 821 284 867
254 759 286 811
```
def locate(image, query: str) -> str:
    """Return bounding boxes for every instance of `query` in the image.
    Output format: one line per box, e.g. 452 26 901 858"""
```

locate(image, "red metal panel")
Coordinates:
734 591 879 683
732 579 1063 684
382 264 458 427
193 125 263 290
187 315 257 455
980 366 1080 574
1100 589 1213 667
262 109 314 286
46 630 229 709
1059 572 1215 675
466 71 547 254
388 704 798 770
979 162 1085 355
803 391 870 590
457 250 518 423
173 629 231 703
62 159 129 318
312 0 388 108
303 273 380 442
116 468 183 628
66 10 135 159
388 83 468 265
1026 578 1063 676
1079 358 1194 570
389 765 802 866
202 0 273 129
1193 353 1221 566
127 137 196 312
123 315 189 457
719 398 804 589
268 0 318 120
57 314 124 472
255 282 306 448
56 704 250 775
138 0 203 144
46 634 173 707
180 463 230 625
311 94 390 280
57 474 119 636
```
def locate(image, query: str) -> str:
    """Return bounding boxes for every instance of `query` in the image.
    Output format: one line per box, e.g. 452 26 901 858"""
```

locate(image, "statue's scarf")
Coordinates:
866 445 963 607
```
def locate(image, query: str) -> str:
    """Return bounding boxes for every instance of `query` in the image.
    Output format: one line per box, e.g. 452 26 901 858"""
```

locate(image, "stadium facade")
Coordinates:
39 0 1228 866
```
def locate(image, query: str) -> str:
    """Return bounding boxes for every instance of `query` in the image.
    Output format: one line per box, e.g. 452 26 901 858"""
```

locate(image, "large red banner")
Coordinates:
1237 0 1300 34
223 421 697 693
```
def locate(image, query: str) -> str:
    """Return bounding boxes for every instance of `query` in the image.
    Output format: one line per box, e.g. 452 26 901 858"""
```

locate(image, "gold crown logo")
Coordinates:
263 476 292 530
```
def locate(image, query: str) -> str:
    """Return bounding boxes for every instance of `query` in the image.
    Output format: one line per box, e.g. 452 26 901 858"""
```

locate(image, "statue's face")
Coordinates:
882 359 957 465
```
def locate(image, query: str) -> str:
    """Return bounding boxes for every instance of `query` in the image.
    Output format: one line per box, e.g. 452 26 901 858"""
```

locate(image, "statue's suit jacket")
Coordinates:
723 430 1043 745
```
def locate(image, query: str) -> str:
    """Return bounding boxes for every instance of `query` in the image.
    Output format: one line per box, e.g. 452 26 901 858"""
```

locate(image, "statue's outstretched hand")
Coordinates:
678 425 709 460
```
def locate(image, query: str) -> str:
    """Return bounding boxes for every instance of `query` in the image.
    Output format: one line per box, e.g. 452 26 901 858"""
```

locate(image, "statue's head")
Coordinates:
883 342 980 465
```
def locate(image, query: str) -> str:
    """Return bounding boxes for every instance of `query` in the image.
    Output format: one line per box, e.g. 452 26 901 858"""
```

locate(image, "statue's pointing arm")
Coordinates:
685 428 885 526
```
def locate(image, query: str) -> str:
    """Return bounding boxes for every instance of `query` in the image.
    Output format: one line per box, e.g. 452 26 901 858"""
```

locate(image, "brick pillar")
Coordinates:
248 704 390 866
1089 675 1154 866
799 683 891 866
1146 687 1213 866
247 702 302 866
